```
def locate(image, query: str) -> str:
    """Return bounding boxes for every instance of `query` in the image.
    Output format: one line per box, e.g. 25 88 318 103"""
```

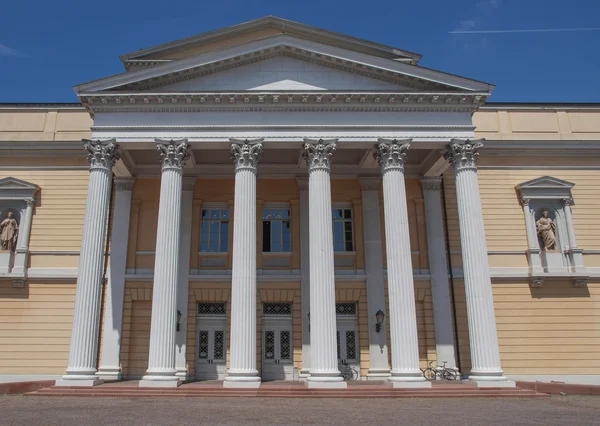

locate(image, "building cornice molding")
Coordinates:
81 92 486 115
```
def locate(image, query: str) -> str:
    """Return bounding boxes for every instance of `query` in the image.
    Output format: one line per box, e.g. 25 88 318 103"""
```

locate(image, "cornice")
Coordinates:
92 124 476 131
81 92 487 115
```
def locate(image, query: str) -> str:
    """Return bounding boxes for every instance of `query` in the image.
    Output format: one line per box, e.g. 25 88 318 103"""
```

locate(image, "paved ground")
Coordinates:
1 395 599 425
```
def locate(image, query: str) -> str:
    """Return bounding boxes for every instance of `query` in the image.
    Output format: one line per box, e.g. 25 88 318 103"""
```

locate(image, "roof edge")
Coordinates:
120 16 422 64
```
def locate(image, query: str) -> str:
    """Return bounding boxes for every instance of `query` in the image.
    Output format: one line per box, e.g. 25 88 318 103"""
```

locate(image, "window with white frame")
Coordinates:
333 206 354 252
262 207 291 252
200 207 230 252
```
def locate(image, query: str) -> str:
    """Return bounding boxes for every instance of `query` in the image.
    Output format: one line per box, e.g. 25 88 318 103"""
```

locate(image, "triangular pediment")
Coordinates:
516 176 575 190
75 35 493 95
153 55 410 92
0 177 39 200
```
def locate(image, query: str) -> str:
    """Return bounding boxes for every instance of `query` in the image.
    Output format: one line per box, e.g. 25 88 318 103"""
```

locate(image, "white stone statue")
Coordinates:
536 210 557 251
0 212 19 252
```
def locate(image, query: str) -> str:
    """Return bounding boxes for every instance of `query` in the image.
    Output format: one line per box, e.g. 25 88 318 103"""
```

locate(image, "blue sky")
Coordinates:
1 0 599 103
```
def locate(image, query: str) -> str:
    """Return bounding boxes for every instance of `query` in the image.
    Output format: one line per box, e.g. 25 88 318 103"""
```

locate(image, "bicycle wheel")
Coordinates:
422 368 436 381
442 369 457 381
351 368 359 381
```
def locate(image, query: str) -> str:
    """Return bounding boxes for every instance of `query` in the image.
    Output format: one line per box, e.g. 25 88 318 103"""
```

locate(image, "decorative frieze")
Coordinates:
373 138 411 173
443 139 484 172
156 139 190 170
83 139 120 171
230 139 263 171
302 139 337 171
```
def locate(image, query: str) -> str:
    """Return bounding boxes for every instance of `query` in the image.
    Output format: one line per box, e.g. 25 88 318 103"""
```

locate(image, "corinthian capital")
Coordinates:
302 139 337 172
374 138 411 173
83 139 120 171
443 139 484 171
230 139 263 171
156 139 190 170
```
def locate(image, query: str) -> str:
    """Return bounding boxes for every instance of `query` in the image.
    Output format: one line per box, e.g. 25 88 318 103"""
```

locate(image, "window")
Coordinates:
333 207 354 252
262 208 291 252
200 208 229 252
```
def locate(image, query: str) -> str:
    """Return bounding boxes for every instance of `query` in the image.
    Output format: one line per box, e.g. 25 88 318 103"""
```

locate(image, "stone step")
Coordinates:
27 386 545 398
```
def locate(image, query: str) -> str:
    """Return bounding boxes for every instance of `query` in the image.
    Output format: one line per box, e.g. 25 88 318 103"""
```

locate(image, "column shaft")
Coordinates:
224 139 262 388
303 139 345 389
57 140 119 387
141 140 189 388
375 139 429 388
444 140 513 387
13 198 35 275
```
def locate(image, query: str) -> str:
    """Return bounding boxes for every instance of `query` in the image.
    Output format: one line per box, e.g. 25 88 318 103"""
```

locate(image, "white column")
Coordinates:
298 178 311 379
375 139 430 388
303 139 346 389
562 198 585 273
444 139 514 387
421 177 457 371
358 177 391 379
140 140 189 388
97 178 135 380
57 139 119 387
175 178 195 379
224 139 263 388
12 198 36 275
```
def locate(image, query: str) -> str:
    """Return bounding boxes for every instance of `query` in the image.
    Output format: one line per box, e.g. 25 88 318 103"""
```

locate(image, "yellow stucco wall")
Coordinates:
0 280 76 375
0 109 91 141
474 108 600 140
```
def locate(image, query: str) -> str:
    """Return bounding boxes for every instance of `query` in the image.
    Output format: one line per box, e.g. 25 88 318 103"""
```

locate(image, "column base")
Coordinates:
224 370 261 388
305 380 347 389
367 368 391 380
299 368 311 380
139 378 181 388
223 380 261 389
467 374 516 388
97 366 122 381
386 379 431 388
175 372 189 380
55 378 103 387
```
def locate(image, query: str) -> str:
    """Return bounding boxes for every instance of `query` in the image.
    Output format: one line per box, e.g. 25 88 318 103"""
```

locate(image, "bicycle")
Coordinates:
339 361 359 381
421 361 459 381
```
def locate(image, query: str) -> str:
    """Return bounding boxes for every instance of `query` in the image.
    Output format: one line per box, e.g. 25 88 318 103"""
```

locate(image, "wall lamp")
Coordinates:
375 309 385 333
176 310 182 332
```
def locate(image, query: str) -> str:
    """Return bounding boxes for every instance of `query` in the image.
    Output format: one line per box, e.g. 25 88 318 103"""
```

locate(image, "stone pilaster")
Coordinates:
297 177 311 379
444 139 514 387
140 140 189 388
224 139 263 388
57 139 119 387
358 177 391 379
97 177 135 380
303 139 346 389
175 177 196 379
421 177 457 371
375 139 430 388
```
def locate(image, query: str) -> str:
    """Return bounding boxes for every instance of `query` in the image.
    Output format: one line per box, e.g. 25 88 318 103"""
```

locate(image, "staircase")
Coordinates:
26 380 547 398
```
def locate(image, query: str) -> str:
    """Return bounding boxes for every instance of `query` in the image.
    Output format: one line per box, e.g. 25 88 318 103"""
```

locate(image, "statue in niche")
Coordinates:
1 211 19 252
536 210 557 251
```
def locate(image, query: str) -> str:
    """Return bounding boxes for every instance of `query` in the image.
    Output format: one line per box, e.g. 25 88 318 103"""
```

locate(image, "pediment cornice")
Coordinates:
75 35 493 95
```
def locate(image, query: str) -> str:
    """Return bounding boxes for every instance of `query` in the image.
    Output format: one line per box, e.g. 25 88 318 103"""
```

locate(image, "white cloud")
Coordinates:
0 44 23 57
451 0 503 49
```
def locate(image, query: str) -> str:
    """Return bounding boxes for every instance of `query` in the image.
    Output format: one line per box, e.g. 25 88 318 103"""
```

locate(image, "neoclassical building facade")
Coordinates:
1 17 599 388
